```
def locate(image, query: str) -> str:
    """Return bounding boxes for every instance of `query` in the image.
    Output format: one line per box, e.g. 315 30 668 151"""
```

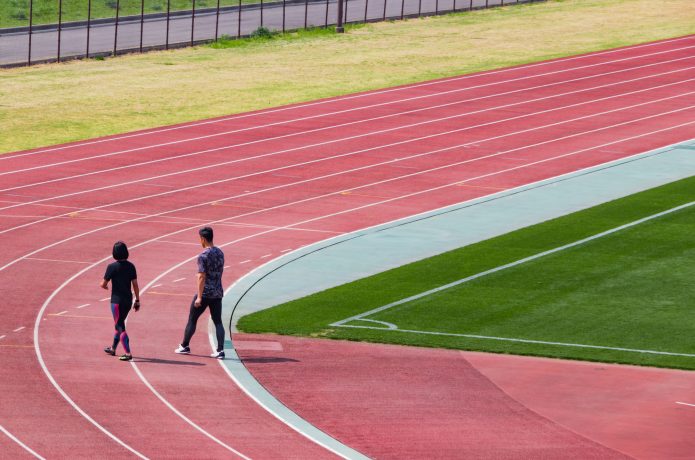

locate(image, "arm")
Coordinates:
194 272 205 307
100 279 109 290
132 279 140 311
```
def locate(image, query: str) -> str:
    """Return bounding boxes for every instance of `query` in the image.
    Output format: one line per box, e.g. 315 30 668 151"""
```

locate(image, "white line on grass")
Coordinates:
332 201 695 327
335 325 695 358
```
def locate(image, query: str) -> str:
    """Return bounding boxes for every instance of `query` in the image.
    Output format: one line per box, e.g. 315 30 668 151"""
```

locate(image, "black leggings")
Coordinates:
181 295 225 352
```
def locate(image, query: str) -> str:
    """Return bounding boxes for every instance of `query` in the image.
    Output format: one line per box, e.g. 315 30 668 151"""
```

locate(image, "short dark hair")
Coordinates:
199 226 213 242
113 241 129 260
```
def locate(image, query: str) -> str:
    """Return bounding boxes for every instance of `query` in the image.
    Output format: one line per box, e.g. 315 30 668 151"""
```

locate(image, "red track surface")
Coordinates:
1 35 694 458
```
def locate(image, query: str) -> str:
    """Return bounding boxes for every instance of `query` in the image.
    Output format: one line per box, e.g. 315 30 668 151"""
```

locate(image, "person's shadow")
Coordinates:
241 357 299 364
133 356 206 366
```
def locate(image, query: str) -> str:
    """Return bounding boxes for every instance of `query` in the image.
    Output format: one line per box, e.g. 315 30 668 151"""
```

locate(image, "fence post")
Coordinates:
215 0 221 40
282 0 287 31
261 0 264 28
336 0 345 32
28 0 33 65
324 0 329 27
382 0 386 20
304 0 309 29
191 0 196 45
114 0 120 56
364 0 369 22
344 0 348 24
140 0 145 52
237 0 241 38
435 0 438 15
86 0 92 57
400 0 404 20
166 0 171 49
418 0 422 17
468 0 472 10
57 0 63 62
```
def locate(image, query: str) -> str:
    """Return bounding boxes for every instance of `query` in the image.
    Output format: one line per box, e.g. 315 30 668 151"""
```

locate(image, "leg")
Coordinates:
110 303 121 350
115 303 132 354
181 295 207 347
208 298 225 352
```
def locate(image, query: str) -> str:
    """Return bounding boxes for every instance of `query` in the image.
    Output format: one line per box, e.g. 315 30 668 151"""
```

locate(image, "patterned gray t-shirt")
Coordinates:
197 246 224 299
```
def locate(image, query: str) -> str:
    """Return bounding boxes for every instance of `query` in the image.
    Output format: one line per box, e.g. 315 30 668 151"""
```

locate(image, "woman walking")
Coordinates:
101 241 140 361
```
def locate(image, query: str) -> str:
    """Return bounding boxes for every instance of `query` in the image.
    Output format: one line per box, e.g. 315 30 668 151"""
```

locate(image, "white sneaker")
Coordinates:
174 345 190 354
210 350 225 359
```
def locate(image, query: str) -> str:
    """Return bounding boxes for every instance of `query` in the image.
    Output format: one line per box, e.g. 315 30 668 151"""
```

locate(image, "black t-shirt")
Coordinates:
104 260 137 305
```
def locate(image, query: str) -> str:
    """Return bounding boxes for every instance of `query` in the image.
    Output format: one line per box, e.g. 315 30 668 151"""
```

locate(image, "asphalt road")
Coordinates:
0 0 513 66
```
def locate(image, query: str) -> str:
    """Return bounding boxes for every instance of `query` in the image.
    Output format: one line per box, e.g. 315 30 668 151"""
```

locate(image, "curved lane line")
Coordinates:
3 34 691 161
3 43 693 176
5 103 695 278
0 424 46 460
2 84 694 240
30 124 695 458
2 62 693 198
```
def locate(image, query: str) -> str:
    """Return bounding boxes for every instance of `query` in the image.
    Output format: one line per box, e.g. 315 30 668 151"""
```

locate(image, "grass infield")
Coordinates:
238 176 695 370
1 0 694 154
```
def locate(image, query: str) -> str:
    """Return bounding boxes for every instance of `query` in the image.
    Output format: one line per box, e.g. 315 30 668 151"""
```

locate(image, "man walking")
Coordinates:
175 227 226 359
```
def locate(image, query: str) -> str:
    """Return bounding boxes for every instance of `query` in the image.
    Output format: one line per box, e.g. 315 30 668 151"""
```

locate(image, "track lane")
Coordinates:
2 36 694 457
1 37 693 178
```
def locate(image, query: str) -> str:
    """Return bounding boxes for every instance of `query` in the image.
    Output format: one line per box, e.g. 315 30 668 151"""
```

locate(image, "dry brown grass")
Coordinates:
1 0 693 154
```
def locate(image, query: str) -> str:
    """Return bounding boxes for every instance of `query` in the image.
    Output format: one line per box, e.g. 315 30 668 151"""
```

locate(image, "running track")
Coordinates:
1 34 694 458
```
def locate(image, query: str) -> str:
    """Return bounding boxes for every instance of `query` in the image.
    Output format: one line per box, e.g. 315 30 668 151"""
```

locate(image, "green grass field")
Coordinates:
239 176 695 370
0 0 255 28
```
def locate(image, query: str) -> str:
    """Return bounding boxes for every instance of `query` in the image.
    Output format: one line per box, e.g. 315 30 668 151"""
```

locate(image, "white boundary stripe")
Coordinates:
128 363 251 459
32 134 692 458
676 401 695 407
5 35 693 161
13 327 25 332
3 55 694 191
2 79 694 239
34 286 149 458
6 107 695 279
334 325 695 358
332 201 695 326
0 424 46 460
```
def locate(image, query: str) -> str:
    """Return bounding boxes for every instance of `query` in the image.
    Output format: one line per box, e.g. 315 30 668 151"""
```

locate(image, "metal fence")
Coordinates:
0 0 539 67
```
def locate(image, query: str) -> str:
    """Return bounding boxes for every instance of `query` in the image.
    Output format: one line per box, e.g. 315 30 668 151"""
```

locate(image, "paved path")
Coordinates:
0 0 515 66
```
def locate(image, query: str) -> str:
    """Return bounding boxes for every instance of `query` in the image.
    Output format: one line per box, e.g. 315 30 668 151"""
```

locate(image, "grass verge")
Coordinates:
238 176 695 370
1 0 694 154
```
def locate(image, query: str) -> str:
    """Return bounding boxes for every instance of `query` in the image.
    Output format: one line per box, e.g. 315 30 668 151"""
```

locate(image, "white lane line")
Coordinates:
33 128 694 459
224 265 230 269
676 401 695 407
55 311 68 316
128 364 251 459
75 303 90 309
100 297 110 302
151 284 162 288
172 278 186 283
24 257 91 264
336 324 695 358
0 424 46 460
156 240 200 246
240 260 252 264
281 248 292 253
260 254 273 259
332 201 695 326
3 78 694 242
4 105 695 280
6 36 692 163
13 327 25 333
3 60 693 200
0 335 6 340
